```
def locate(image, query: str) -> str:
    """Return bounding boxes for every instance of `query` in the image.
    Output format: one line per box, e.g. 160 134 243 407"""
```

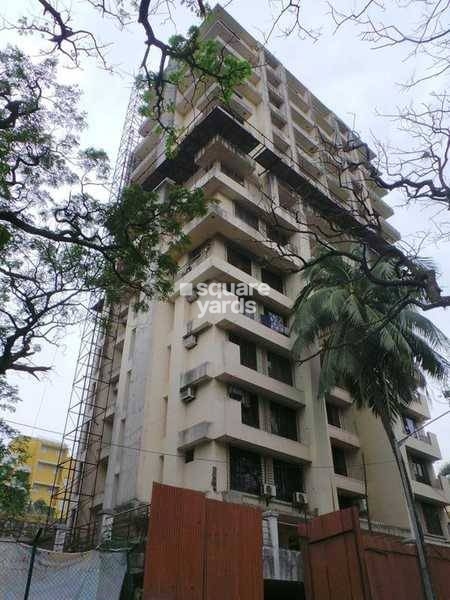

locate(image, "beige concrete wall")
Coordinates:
76 4 447 539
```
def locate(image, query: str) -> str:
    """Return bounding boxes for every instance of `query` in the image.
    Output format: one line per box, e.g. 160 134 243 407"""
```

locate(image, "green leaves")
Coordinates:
99 182 208 305
292 250 450 422
0 46 211 377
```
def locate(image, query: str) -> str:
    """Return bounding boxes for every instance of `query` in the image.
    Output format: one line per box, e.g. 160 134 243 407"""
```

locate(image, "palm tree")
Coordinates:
292 252 449 600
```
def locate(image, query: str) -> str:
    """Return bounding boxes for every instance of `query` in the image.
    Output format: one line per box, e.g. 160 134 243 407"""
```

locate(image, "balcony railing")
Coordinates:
175 244 211 280
260 313 289 336
404 428 431 444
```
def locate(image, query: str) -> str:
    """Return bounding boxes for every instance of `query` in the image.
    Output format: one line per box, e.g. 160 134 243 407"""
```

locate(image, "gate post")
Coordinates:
263 511 280 580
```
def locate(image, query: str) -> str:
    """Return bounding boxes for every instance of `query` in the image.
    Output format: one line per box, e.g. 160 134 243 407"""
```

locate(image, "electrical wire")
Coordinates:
4 416 413 472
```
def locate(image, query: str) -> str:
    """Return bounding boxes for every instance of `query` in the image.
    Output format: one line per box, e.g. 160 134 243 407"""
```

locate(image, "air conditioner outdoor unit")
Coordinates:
180 386 196 403
292 491 308 507
228 385 245 401
183 334 198 349
262 483 277 499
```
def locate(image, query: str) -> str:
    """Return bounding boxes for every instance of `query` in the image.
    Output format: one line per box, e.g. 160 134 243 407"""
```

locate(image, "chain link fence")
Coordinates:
0 505 150 599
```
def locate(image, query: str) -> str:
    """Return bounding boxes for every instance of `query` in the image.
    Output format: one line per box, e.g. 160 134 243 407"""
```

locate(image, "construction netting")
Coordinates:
0 541 127 599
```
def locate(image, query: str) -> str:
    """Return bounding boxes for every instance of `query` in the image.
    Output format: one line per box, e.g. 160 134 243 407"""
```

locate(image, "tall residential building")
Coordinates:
11 436 70 512
69 5 449 542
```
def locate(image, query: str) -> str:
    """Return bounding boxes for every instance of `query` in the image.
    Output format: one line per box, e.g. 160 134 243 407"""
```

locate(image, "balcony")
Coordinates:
290 103 315 133
326 172 352 205
213 399 310 463
404 430 442 461
214 342 305 407
328 424 360 450
268 85 285 109
178 421 212 450
196 135 255 175
371 193 394 219
412 475 450 505
172 255 293 313
313 102 335 140
175 243 212 281
214 309 291 354
272 124 290 153
266 63 282 87
259 313 289 337
202 18 258 65
133 126 162 162
328 386 353 406
404 392 431 420
197 83 253 121
292 122 318 160
188 162 298 232
131 138 166 184
334 473 365 496
179 204 299 272
235 78 263 106
334 464 365 496
296 145 322 179
288 88 309 115
210 33 261 85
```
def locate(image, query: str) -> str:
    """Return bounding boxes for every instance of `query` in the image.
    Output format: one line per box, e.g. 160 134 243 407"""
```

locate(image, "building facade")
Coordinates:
12 436 70 512
71 5 450 542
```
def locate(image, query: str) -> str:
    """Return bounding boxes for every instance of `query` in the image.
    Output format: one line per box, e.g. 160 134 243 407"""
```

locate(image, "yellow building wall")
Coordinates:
11 436 70 510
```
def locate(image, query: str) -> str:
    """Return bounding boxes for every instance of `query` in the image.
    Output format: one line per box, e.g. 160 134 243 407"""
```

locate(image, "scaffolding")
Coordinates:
50 79 143 550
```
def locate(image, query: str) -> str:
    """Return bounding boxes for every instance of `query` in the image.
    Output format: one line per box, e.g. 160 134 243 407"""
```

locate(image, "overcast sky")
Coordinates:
3 1 450 463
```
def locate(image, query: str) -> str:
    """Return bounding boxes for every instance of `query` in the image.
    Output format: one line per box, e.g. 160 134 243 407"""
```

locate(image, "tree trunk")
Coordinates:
380 411 436 600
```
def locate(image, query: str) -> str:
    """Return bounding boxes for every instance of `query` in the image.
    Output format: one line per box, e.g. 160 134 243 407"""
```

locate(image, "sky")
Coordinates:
2 1 450 463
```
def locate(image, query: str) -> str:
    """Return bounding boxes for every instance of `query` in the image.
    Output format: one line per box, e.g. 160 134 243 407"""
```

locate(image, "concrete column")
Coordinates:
263 510 280 579
100 510 114 544
52 524 67 552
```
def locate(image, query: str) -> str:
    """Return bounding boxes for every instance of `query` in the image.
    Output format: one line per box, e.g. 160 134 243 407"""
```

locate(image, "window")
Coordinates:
421 502 443 536
267 351 293 385
38 462 56 474
332 446 347 477
229 333 257 370
266 224 288 247
270 402 297 441
274 459 304 502
338 494 360 511
235 204 259 230
227 246 252 275
241 393 260 429
326 403 341 428
185 449 194 463
41 445 55 454
230 447 262 495
411 458 430 485
261 268 284 293
403 415 417 436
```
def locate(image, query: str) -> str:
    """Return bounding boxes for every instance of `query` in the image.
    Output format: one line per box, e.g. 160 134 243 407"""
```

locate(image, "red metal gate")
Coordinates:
143 483 263 600
299 507 450 600
299 507 369 600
